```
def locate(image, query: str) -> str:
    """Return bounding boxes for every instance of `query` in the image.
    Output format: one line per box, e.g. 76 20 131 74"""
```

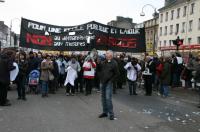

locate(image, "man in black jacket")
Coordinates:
194 57 200 108
98 50 119 120
27 51 39 75
0 50 16 106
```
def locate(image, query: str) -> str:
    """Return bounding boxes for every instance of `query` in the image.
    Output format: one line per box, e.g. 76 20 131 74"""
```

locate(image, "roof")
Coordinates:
159 0 189 12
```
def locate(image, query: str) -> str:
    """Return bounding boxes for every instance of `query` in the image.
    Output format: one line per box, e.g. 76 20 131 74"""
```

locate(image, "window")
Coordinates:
177 8 180 18
171 10 174 20
189 20 193 32
182 22 185 33
165 12 168 22
176 24 179 35
165 26 168 35
190 3 195 15
160 27 162 36
146 32 149 41
183 6 187 17
169 40 172 46
198 37 200 44
160 14 163 23
160 41 162 47
198 18 200 30
188 38 192 44
170 25 173 35
164 40 167 46
150 31 153 40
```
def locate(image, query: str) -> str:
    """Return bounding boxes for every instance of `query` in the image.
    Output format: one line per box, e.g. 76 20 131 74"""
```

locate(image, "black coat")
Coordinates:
160 62 171 85
18 60 28 77
194 64 200 83
0 54 15 84
117 59 126 83
52 60 59 78
172 57 183 74
27 57 39 75
99 59 120 84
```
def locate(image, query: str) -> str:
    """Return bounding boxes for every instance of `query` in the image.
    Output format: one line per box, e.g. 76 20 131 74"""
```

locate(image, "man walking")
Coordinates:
98 50 119 120
0 50 16 106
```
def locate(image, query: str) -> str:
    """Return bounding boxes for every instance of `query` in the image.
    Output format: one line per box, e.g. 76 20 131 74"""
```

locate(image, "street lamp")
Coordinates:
0 0 5 51
140 4 159 18
140 4 158 55
10 18 20 47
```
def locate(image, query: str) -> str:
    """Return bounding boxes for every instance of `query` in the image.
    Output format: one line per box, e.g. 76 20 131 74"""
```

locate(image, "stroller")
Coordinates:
28 70 40 94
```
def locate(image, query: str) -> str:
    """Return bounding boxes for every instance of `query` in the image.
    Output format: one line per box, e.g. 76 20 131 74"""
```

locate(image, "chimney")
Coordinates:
165 0 176 6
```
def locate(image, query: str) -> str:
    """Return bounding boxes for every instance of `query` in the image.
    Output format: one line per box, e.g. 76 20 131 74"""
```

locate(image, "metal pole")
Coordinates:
10 21 12 47
9 18 21 48
185 1 189 53
140 4 158 56
0 41 1 52
153 18 156 55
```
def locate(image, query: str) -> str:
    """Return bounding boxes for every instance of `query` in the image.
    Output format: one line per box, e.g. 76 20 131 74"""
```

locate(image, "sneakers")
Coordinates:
0 102 11 106
66 93 75 96
96 90 100 93
98 113 115 120
22 97 27 101
98 113 108 118
42 94 48 98
109 115 115 120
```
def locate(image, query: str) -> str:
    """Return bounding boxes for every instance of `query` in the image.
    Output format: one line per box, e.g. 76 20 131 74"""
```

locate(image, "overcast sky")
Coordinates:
0 0 164 34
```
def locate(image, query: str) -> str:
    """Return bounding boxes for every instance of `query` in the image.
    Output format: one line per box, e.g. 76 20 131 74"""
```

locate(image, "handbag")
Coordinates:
48 71 54 81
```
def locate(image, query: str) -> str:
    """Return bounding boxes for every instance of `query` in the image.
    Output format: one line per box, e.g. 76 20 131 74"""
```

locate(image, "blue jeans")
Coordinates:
41 81 48 95
101 82 114 116
162 85 169 97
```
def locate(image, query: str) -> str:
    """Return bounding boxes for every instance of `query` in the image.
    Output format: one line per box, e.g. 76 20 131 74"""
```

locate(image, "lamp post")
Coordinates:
10 18 20 47
0 0 5 51
185 0 190 53
140 4 158 55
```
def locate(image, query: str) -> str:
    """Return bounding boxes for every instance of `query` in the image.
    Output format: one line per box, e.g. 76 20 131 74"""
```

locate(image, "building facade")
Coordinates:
0 21 18 50
0 21 9 49
158 0 200 54
107 16 136 29
144 17 159 55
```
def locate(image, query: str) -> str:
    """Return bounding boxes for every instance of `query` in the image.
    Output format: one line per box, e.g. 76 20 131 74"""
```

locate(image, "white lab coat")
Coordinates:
124 62 141 81
64 66 78 86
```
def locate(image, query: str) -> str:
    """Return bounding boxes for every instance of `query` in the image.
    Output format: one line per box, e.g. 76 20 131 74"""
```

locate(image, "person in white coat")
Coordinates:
124 58 141 95
64 66 78 96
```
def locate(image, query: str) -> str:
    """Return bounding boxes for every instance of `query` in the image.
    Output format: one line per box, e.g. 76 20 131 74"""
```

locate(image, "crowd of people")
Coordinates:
0 49 200 117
